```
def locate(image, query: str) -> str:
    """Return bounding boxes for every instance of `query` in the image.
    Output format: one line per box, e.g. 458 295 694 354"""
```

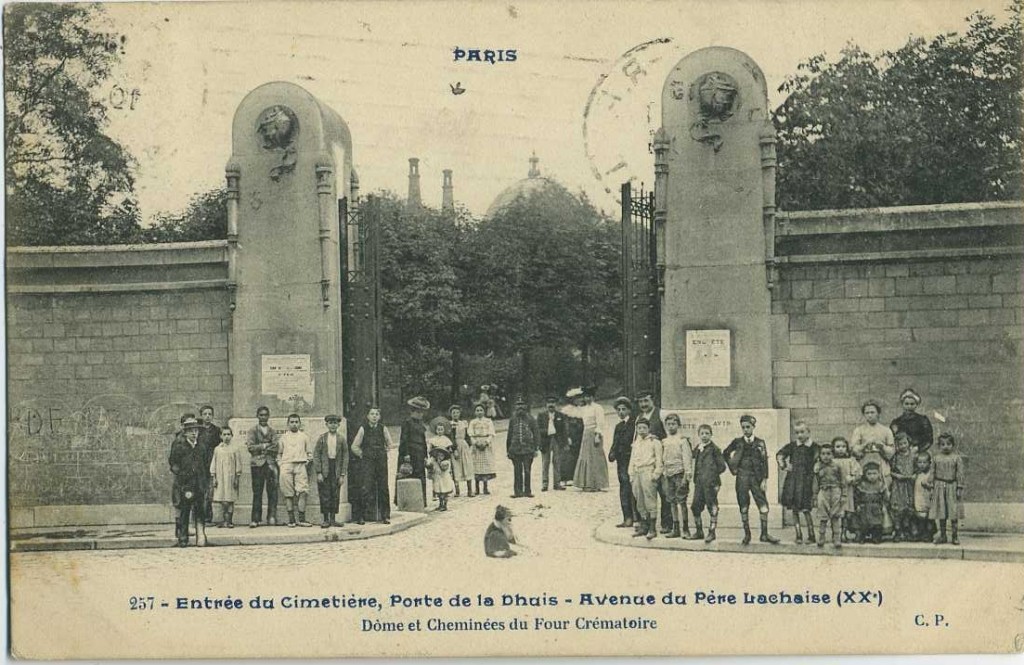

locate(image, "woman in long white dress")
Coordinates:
561 388 609 491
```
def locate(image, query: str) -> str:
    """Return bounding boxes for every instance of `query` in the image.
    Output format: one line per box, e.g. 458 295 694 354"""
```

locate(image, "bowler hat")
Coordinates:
407 396 431 411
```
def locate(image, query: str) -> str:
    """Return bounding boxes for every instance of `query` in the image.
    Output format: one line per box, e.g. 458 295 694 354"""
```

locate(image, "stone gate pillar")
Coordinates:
226 81 354 522
659 47 776 409
657 48 788 521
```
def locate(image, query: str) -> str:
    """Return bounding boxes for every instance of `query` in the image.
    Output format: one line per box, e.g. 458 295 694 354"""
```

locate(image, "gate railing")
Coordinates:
621 182 660 402
340 193 383 425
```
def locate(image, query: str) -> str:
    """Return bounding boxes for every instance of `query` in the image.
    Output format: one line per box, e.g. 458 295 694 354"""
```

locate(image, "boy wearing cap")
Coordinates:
313 414 348 528
723 414 780 544
608 396 637 529
169 417 209 547
536 395 568 492
506 397 539 498
278 414 314 527
635 389 673 533
690 424 726 542
628 417 663 540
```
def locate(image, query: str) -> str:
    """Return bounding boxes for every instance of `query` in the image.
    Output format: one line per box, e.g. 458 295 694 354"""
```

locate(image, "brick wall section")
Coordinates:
771 204 1024 504
6 242 232 507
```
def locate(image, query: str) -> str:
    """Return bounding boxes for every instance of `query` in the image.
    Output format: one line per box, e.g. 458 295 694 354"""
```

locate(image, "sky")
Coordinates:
94 0 1012 221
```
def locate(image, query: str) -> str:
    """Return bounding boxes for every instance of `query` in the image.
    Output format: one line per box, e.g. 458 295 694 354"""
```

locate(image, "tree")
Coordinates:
774 2 1023 211
462 185 621 395
136 188 227 243
4 4 140 245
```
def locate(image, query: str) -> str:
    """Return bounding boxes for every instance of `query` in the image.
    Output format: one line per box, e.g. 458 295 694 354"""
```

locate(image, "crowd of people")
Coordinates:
167 386 965 553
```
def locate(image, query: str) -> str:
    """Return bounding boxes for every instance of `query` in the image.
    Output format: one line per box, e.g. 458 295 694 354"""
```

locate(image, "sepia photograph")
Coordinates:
4 0 1024 658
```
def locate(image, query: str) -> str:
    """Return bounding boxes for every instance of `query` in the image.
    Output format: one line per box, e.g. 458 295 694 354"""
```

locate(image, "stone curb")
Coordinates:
10 513 429 553
593 521 1024 564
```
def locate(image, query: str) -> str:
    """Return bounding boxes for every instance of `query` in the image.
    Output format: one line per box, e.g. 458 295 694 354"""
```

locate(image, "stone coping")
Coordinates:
594 520 1024 564
9 511 428 553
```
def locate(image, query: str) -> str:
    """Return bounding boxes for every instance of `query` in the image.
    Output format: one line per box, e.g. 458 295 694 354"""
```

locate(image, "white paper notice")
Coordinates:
261 354 314 404
685 329 731 387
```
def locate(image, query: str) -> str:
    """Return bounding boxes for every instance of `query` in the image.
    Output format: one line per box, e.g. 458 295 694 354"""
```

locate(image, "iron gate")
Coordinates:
621 181 660 402
340 194 383 426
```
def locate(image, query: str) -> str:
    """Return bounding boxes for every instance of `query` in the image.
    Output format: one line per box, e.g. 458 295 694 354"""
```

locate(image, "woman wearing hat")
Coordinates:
398 396 431 506
447 405 475 497
561 386 609 492
890 389 934 455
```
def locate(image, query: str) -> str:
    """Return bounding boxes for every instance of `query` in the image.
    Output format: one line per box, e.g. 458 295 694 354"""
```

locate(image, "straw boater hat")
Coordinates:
407 396 430 411
565 387 583 399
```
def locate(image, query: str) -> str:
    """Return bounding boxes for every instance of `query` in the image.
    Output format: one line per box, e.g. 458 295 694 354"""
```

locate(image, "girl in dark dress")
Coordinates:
776 420 819 544
890 388 934 455
888 431 917 541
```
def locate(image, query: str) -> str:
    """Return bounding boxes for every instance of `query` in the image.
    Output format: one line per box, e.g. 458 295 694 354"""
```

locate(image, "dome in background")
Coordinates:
485 152 574 218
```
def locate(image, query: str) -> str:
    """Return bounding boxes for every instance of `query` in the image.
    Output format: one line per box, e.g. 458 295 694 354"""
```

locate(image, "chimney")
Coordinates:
407 157 422 210
442 169 454 213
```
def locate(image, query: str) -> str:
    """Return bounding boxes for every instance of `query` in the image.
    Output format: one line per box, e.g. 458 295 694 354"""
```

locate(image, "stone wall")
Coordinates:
6 242 232 525
771 202 1024 525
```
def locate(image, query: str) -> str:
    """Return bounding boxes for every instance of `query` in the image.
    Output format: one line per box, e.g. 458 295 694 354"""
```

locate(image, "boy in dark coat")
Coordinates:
608 396 637 529
313 414 349 528
690 424 727 542
723 414 780 545
169 417 209 547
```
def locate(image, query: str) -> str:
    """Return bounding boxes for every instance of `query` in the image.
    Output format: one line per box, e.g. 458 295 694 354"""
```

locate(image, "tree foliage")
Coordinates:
4 4 140 245
136 188 228 243
774 2 1023 211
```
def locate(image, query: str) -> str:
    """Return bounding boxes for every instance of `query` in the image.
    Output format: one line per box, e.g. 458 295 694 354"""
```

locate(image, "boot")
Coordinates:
454 484 461 497
817 523 826 548
794 524 803 544
632 519 648 538
933 521 947 545
759 514 780 544
705 516 717 543
646 520 657 540
805 516 816 545
741 517 752 545
691 515 704 541
226 511 234 529
832 517 842 549
951 521 959 545
297 512 312 527
681 515 691 539
287 511 296 527
321 513 330 528
668 523 681 539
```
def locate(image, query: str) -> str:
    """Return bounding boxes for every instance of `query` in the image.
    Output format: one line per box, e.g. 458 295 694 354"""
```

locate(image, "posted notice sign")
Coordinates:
685 329 731 387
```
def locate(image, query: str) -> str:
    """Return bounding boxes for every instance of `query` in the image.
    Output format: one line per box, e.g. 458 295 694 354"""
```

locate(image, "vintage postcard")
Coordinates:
5 0 1024 658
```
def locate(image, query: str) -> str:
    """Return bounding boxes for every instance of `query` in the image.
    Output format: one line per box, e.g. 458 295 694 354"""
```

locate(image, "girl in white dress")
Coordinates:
468 404 497 495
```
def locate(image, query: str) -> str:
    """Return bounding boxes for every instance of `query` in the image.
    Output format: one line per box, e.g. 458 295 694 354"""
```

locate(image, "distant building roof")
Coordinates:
485 152 575 218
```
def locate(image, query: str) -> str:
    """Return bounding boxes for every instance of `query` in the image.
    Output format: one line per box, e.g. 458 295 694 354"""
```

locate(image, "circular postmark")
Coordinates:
582 38 687 209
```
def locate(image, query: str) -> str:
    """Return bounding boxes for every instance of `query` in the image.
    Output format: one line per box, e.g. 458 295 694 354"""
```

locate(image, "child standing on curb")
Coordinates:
660 413 693 539
831 436 861 542
278 414 314 527
628 418 663 541
888 431 917 542
813 443 844 549
209 426 242 528
690 424 726 543
929 433 965 545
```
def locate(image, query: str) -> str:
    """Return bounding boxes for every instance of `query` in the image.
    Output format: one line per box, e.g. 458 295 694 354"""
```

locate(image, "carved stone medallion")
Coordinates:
255 105 299 181
688 71 740 152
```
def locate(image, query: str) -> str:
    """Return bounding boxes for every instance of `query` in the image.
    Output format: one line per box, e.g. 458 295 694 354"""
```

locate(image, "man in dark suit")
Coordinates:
635 389 672 533
608 396 637 528
722 414 780 545
536 395 568 491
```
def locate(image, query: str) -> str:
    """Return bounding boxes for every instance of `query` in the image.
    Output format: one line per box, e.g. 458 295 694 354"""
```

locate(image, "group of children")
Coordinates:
779 396 966 549
624 393 967 552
